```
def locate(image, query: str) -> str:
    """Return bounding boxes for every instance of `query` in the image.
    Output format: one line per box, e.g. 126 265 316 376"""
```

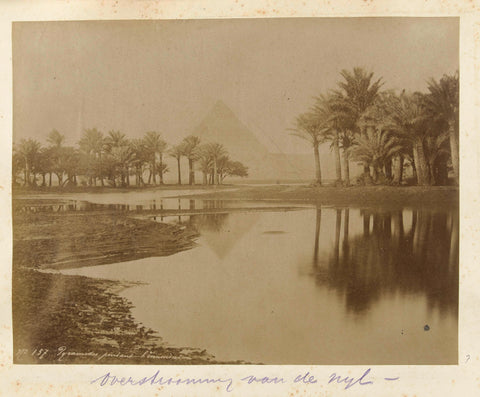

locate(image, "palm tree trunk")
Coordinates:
189 158 195 185
159 154 164 184
313 143 322 185
98 152 104 187
435 155 448 186
413 139 429 186
385 159 393 180
413 143 422 185
448 121 459 185
393 155 404 185
428 159 436 186
362 128 371 178
342 148 350 186
25 160 30 186
49 173 52 187
363 164 370 175
203 172 207 185
372 167 378 183
152 154 156 185
333 133 342 184
177 157 181 185
213 159 218 185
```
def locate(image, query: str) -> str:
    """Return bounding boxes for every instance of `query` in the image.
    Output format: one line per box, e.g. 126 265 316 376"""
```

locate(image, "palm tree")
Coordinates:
156 162 169 183
104 130 127 152
35 147 53 186
326 91 361 186
197 146 213 185
16 138 41 186
387 92 431 185
334 67 383 176
181 135 201 185
425 72 459 185
168 144 185 185
79 128 104 155
203 142 226 185
46 129 66 186
313 93 357 185
336 68 383 125
312 95 341 183
143 131 167 185
349 127 403 183
424 131 450 185
79 128 105 186
110 144 135 187
47 129 65 148
61 146 80 187
290 112 328 185
103 131 133 187
130 139 149 186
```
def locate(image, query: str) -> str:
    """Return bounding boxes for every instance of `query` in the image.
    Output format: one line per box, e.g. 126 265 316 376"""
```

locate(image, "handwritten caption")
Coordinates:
16 347 189 362
91 369 399 392
17 347 400 392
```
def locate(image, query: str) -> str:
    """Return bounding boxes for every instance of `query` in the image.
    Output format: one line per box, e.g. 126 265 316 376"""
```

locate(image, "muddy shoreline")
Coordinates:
12 197 234 364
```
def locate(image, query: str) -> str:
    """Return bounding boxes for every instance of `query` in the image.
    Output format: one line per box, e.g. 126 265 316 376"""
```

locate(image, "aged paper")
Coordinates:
1 0 479 396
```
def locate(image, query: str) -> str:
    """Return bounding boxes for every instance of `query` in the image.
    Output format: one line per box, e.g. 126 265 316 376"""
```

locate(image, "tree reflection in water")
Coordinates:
188 200 229 232
312 206 458 316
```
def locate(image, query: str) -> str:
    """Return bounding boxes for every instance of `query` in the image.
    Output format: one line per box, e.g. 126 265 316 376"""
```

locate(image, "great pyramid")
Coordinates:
192 100 319 181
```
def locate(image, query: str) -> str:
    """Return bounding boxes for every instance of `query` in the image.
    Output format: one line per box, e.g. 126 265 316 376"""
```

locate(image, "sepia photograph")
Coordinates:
11 17 459 366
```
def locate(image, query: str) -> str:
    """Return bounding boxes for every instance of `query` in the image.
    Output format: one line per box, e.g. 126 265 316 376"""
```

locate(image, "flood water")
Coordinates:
60 198 458 364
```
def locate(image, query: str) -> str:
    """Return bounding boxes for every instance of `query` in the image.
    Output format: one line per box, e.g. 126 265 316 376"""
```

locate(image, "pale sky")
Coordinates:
13 18 458 153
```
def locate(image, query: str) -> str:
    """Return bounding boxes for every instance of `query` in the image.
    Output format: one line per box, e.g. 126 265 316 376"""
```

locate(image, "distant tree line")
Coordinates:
291 67 459 186
13 130 248 188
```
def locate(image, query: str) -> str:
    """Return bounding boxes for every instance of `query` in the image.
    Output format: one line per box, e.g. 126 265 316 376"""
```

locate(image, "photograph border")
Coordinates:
1 1 479 396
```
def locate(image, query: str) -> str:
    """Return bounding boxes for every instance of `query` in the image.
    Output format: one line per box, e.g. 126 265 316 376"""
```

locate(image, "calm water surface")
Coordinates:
61 199 458 364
